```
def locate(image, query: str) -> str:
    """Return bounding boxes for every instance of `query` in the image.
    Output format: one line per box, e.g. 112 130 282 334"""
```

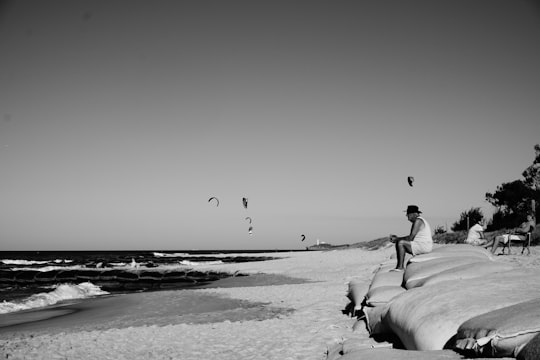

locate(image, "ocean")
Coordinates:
0 249 294 315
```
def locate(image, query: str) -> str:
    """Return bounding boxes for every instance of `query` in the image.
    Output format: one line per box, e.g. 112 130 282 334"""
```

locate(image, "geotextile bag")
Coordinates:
384 269 540 350
431 244 493 254
455 298 540 358
359 304 391 335
365 286 406 307
348 278 368 311
415 261 514 288
409 249 492 263
337 348 465 360
369 269 405 291
517 332 540 360
403 256 489 289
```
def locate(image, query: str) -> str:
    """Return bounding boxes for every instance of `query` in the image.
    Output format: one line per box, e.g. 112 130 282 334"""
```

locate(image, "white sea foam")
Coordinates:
0 282 109 314
179 260 223 266
12 265 86 272
1 259 73 266
1 259 50 265
153 252 189 257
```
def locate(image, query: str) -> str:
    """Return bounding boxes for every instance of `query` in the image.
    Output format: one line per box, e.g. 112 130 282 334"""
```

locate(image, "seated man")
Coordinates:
389 205 433 271
465 219 488 246
484 214 536 254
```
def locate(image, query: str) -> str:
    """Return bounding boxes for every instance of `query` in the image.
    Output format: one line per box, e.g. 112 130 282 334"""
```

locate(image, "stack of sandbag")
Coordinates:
335 348 466 360
349 261 406 335
378 244 540 356
402 246 505 289
383 268 540 350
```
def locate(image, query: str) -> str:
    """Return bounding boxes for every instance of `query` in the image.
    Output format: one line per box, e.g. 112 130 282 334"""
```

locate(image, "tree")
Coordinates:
485 180 532 216
485 144 540 229
522 144 540 190
522 144 540 217
451 207 485 232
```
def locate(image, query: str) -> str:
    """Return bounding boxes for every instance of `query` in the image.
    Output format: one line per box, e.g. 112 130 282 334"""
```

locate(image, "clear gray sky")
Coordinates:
1 0 539 250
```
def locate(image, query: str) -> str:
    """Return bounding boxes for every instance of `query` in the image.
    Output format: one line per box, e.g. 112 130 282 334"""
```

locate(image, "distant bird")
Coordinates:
407 176 414 187
242 197 248 209
300 234 306 242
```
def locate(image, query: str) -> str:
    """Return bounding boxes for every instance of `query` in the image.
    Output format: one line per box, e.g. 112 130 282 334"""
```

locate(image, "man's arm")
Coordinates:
407 218 424 241
390 218 424 242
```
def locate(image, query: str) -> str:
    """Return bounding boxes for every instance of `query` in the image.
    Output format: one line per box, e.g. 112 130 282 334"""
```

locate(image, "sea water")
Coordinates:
0 250 292 315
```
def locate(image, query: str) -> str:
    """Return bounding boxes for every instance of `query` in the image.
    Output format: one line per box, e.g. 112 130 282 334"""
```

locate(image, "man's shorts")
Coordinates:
466 238 488 246
498 234 526 244
411 241 432 255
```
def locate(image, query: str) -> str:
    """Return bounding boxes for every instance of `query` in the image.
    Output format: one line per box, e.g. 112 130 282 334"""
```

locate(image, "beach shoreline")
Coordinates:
1 246 537 359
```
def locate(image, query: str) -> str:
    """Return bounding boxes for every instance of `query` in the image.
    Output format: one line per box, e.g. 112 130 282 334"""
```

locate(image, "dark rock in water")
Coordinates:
76 269 103 281
162 271 188 281
99 269 125 281
161 271 195 288
34 270 60 283
138 271 164 281
56 270 79 282
14 270 39 283
95 280 124 291
186 270 211 280
114 271 139 281
0 270 16 284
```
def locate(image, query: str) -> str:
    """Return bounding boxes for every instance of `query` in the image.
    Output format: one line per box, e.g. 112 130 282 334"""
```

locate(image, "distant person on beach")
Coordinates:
484 214 536 254
389 205 433 271
465 219 488 246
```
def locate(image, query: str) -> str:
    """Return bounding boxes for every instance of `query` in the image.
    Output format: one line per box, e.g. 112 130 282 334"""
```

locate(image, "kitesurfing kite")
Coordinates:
407 176 414 187
242 197 248 209
245 217 252 224
208 197 219 206
300 234 306 242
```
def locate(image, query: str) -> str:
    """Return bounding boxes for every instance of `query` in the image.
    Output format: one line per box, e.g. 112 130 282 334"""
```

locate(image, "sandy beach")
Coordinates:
1 245 539 359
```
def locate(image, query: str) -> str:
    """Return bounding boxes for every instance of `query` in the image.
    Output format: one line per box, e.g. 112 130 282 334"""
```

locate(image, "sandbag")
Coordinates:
384 269 540 350
432 244 492 254
517 332 540 360
362 262 406 306
417 261 514 288
369 269 405 291
337 348 465 360
403 256 488 289
409 248 493 263
454 298 540 358
360 303 391 335
348 279 368 311
365 286 406 307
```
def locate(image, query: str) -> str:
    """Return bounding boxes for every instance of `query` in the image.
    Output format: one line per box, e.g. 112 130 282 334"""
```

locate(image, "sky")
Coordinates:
1 0 539 251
